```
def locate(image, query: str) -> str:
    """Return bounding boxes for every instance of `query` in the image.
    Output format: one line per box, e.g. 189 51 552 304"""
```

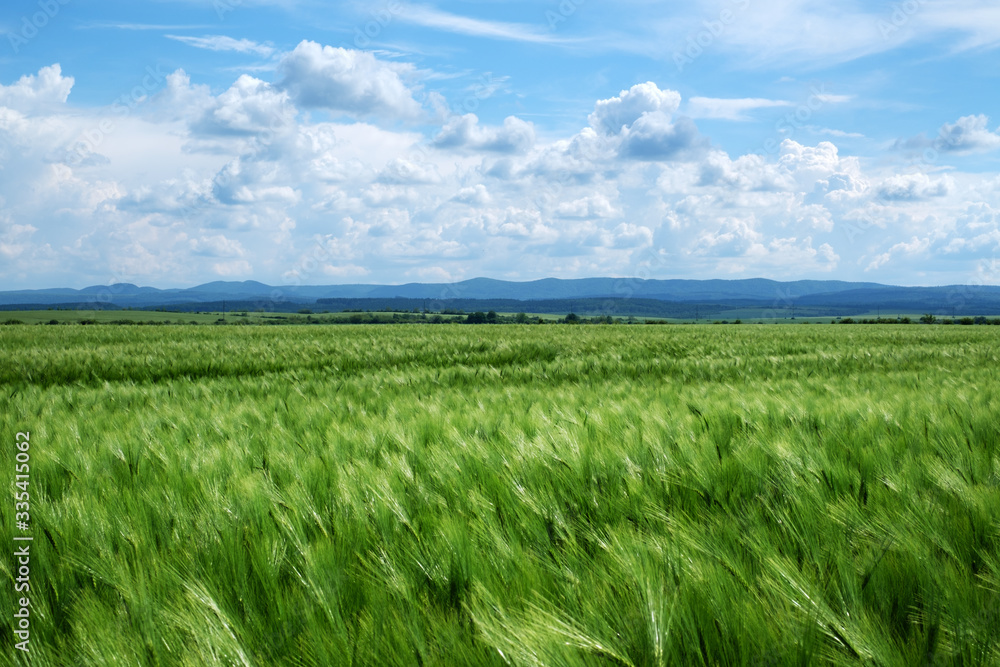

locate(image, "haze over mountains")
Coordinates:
3 278 1000 318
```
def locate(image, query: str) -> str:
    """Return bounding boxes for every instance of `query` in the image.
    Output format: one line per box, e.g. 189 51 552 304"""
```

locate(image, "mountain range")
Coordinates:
3 278 1000 317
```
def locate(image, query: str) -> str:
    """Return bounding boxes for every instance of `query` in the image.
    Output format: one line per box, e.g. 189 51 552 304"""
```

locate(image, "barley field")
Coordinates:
2 324 999 666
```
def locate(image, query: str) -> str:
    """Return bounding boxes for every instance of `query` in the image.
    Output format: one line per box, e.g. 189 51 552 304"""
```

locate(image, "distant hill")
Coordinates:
3 278 1000 316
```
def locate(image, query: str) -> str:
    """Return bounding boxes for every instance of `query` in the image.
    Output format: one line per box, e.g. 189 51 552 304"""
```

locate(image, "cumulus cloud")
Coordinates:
0 64 74 112
3 60 1000 289
766 237 840 271
433 114 535 153
189 234 247 257
501 209 558 242
0 219 37 260
452 184 491 205
867 236 932 271
777 139 868 199
193 74 295 136
586 82 707 161
621 113 707 160
589 82 681 135
697 151 789 191
555 194 619 219
936 115 1000 153
150 70 215 122
361 184 419 207
897 114 1000 155
610 223 653 249
778 140 843 174
876 173 952 201
322 263 371 278
212 157 301 205
407 266 454 282
377 158 442 184
693 216 764 258
277 41 422 119
211 260 253 276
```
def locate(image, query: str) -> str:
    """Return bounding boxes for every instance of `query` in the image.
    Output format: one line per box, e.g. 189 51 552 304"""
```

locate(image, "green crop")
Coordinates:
2 324 998 665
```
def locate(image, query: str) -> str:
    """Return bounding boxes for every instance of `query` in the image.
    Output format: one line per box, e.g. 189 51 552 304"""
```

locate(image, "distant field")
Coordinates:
0 310 469 325
1 325 998 665
6 308 998 326
2 310 232 325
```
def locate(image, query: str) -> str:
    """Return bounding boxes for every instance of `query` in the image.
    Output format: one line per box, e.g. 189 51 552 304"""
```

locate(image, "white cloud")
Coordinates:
896 114 1000 155
818 128 865 139
277 41 423 119
361 184 419 207
452 184 491 205
212 157 301 205
918 2 1000 51
212 260 253 276
151 70 215 122
0 65 74 112
621 113 706 161
377 158 442 185
556 194 619 219
586 83 706 161
396 4 573 44
937 115 1000 154
687 97 792 121
610 223 653 249
663 1 1000 67
194 74 295 136
433 114 535 154
0 219 37 260
407 266 453 282
877 173 952 201
4 61 1000 289
867 236 933 271
322 263 371 278
589 82 681 135
189 234 247 257
165 35 275 57
696 151 792 192
813 94 854 105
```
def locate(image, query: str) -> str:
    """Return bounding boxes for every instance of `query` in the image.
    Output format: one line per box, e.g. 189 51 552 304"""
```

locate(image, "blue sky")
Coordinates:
2 0 999 289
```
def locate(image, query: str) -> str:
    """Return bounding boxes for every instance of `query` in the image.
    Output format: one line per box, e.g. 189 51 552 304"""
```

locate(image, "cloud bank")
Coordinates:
1 53 999 290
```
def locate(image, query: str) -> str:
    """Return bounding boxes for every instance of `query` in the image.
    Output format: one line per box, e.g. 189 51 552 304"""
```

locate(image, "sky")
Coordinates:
1 0 999 290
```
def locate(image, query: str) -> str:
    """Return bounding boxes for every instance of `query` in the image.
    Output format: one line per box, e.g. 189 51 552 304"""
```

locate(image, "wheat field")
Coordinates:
2 324 998 665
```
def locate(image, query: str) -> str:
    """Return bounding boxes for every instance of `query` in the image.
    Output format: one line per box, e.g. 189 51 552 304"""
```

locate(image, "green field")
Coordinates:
1 310 236 325
0 310 465 326
2 325 998 665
